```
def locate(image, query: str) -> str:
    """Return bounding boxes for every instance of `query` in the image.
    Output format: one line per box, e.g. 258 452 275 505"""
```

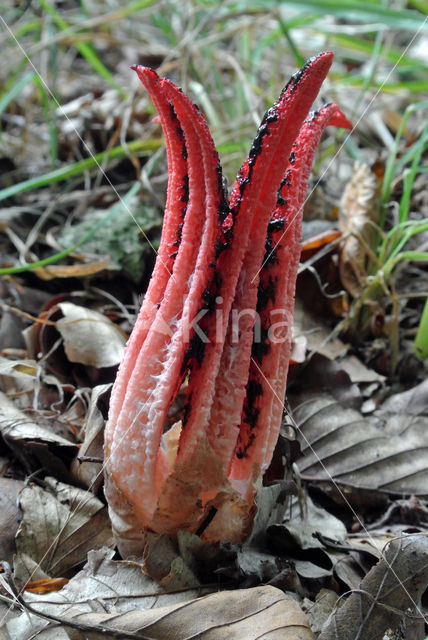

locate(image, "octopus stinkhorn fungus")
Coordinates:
104 52 352 557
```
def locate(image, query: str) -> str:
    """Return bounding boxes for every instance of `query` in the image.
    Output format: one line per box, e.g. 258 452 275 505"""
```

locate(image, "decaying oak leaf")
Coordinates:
339 162 380 297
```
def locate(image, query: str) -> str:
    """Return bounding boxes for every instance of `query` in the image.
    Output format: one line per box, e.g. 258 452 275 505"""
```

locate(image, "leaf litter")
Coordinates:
292 388 428 497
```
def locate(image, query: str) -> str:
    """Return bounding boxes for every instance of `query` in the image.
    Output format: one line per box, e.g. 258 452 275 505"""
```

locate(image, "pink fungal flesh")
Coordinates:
104 53 352 555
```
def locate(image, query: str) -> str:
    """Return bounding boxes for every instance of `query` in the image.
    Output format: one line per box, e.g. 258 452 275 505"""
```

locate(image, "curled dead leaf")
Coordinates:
300 228 342 259
24 577 69 593
27 301 126 385
56 302 126 368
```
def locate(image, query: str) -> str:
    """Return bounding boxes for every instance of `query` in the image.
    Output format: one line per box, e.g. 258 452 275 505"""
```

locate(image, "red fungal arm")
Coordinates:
105 66 223 527
199 53 336 474
106 70 188 435
104 54 352 552
229 104 352 493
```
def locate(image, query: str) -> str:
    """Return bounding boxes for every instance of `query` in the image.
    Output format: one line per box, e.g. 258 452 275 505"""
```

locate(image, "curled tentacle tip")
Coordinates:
328 108 353 131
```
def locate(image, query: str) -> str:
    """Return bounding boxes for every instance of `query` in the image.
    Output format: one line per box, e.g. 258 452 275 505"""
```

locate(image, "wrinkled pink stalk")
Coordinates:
105 69 224 524
104 53 351 556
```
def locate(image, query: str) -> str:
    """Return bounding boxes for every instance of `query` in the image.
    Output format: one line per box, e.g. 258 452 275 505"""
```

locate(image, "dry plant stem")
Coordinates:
318 534 428 640
344 271 401 370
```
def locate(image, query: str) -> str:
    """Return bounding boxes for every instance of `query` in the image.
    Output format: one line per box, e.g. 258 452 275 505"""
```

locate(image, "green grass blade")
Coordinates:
0 71 36 114
382 100 428 210
275 0 428 30
277 16 305 67
0 139 161 203
384 251 428 279
331 33 425 69
408 0 428 14
414 296 428 361
37 0 126 97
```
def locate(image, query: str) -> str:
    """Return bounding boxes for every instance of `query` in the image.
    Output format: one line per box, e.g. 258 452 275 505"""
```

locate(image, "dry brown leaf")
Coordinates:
319 534 428 640
339 162 380 298
0 355 41 398
282 493 346 551
293 299 349 361
380 379 428 415
14 477 114 582
337 354 385 386
0 477 24 564
290 353 361 409
0 390 74 447
24 577 69 593
293 392 428 497
7 584 315 640
304 589 338 634
3 549 313 639
300 228 342 257
56 302 126 368
70 384 108 491
143 532 201 590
